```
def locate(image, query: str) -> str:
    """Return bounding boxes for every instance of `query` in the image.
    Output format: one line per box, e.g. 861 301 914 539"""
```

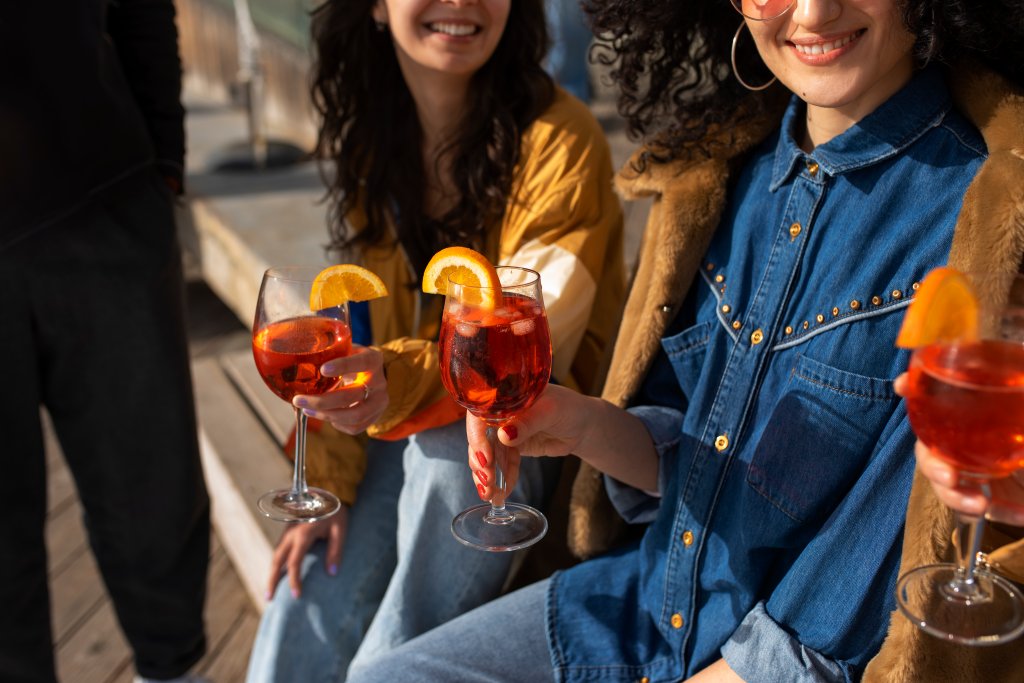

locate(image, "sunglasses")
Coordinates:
730 0 795 21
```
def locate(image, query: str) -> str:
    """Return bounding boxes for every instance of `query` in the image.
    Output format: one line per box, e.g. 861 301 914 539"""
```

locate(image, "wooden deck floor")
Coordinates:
45 280 260 683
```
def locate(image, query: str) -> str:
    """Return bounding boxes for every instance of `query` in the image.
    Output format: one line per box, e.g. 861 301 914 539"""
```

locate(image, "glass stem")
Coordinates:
292 407 309 495
485 425 514 525
946 480 991 601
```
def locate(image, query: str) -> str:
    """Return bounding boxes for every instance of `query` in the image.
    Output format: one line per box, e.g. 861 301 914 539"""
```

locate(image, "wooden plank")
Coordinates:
198 610 259 683
190 533 261 680
54 598 132 683
203 539 255 648
45 497 90 579
193 356 289 611
221 348 293 446
49 543 107 645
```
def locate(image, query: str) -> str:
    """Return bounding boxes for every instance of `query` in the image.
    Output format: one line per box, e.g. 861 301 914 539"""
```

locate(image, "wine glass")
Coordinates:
251 266 352 522
897 272 1024 644
439 266 552 551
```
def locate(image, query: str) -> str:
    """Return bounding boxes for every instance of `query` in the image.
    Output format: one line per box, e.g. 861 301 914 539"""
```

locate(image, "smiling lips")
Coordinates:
791 28 865 60
428 22 480 37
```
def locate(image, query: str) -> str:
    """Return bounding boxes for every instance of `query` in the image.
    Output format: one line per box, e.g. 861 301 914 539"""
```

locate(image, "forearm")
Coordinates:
686 658 745 683
577 397 660 492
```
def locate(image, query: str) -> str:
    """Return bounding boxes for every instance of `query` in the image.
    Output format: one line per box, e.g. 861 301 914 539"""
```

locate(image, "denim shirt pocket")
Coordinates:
747 353 900 524
661 320 713 402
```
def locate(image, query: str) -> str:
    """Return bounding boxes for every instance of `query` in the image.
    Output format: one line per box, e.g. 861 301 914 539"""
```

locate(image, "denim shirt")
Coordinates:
547 67 986 683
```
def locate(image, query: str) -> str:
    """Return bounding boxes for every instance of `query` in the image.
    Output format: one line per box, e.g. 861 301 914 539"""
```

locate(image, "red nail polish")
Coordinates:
475 450 487 468
502 424 518 440
476 483 487 499
475 469 488 485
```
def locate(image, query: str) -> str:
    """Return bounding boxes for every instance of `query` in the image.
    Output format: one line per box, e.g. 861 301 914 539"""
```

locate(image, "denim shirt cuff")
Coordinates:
721 602 849 683
603 405 682 525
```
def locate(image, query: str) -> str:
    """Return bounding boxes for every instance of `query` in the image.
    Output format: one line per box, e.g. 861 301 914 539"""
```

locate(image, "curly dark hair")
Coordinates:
310 0 554 276
584 0 1024 165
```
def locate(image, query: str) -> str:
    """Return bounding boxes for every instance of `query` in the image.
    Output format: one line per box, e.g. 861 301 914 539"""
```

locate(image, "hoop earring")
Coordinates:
731 21 776 91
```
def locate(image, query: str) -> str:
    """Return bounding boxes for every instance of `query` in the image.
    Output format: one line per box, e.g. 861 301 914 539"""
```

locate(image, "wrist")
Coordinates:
576 395 612 459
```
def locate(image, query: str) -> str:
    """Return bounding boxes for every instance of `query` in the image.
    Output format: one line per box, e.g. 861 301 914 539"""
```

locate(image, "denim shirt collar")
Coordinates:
769 66 951 191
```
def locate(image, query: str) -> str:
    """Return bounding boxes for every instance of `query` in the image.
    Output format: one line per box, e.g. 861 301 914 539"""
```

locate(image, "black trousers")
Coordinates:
0 170 210 683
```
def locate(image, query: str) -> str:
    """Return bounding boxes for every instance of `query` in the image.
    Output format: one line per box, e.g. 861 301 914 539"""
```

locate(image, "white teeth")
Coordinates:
794 31 860 56
430 22 477 36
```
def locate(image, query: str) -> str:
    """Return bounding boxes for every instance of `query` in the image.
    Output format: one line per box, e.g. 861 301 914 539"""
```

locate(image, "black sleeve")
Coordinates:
106 0 186 191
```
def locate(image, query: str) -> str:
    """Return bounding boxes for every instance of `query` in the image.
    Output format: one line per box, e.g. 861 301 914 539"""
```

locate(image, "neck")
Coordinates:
397 60 471 155
397 63 471 218
800 62 916 152
801 106 859 151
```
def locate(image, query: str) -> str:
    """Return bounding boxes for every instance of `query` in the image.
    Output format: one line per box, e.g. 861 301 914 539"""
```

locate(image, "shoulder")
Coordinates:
934 107 988 161
520 87 611 164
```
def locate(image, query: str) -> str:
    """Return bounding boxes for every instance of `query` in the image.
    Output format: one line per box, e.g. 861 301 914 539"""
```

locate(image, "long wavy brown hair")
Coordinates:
310 0 554 276
583 0 1024 168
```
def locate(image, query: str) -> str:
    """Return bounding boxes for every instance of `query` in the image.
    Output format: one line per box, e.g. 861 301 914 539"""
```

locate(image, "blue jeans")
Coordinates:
347 580 554 683
545 0 592 102
245 421 561 682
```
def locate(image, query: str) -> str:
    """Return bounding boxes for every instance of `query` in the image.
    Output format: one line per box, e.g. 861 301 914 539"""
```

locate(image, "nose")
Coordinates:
791 0 841 28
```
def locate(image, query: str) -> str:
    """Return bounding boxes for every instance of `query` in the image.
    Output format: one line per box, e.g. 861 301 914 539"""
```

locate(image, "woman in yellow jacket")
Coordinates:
245 1 624 681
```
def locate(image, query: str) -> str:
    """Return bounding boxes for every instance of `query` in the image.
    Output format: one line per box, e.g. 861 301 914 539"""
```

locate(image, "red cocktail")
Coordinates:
439 266 552 551
254 316 353 401
440 293 551 421
906 340 1024 478
251 267 352 523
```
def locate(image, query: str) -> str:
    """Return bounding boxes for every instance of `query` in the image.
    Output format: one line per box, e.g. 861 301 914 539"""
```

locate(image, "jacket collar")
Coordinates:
769 65 952 190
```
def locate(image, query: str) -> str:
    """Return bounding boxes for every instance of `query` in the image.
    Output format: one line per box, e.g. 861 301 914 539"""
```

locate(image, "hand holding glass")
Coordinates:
897 274 1024 644
251 266 352 522
439 266 552 551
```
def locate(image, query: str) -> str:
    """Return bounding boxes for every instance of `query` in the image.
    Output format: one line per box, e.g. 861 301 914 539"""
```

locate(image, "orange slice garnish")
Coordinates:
310 264 388 311
421 247 501 308
896 267 979 348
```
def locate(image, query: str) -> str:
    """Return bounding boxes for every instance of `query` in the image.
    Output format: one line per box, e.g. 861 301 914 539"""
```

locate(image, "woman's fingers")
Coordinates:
498 449 522 506
467 415 497 501
467 414 493 481
495 385 587 457
914 441 988 515
286 541 304 598
324 508 348 576
266 519 334 599
464 415 524 503
893 372 908 397
915 436 1024 525
266 536 291 600
320 345 380 377
914 441 955 487
293 346 389 434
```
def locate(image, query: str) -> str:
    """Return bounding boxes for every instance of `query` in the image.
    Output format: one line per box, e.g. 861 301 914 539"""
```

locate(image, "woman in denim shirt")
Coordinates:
345 1 1024 681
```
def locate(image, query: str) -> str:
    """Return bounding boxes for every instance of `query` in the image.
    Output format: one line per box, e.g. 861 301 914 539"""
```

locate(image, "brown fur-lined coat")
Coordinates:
566 66 1024 681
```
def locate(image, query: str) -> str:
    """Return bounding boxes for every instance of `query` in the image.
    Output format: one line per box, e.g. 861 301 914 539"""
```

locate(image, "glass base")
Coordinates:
258 487 341 523
451 503 548 552
896 563 1024 645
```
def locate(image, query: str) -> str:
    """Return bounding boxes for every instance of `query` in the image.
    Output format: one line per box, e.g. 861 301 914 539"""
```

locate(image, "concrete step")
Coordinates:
193 352 292 610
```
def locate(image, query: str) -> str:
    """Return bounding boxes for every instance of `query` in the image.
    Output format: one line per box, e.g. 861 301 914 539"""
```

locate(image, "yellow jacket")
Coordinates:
304 88 626 504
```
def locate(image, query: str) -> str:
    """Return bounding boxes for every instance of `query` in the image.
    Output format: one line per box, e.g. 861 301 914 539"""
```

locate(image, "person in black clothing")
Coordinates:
0 2 211 682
